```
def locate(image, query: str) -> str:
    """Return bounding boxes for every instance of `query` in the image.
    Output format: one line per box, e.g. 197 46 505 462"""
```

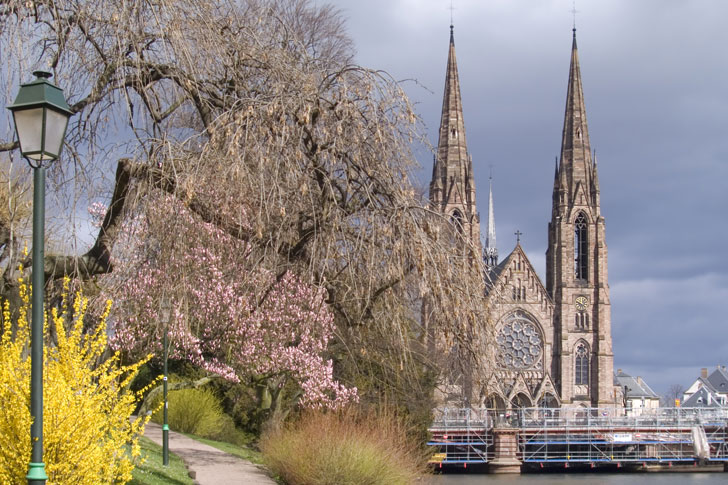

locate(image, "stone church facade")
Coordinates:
430 27 617 410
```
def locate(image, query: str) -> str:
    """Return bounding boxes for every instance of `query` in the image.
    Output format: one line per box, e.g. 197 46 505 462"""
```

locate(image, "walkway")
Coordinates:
143 421 277 485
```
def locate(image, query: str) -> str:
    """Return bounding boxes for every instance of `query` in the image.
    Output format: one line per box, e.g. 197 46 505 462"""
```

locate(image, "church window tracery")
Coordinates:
574 212 588 280
575 343 589 385
496 311 543 370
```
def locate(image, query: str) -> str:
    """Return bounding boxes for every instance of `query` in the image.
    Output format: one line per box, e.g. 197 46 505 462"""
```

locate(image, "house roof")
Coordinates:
683 386 724 408
707 366 728 394
691 376 719 395
614 370 659 399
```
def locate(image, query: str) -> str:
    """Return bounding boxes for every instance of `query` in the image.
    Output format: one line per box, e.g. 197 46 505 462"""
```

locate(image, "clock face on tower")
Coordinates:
575 296 588 311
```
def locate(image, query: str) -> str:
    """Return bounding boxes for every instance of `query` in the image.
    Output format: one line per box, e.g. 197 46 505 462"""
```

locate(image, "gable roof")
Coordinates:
690 376 719 395
707 366 728 394
683 386 724 408
484 244 553 307
614 370 659 399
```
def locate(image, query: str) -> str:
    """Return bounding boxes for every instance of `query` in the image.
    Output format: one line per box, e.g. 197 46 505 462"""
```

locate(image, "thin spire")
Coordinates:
485 174 498 268
557 27 592 205
429 24 481 254
430 24 472 211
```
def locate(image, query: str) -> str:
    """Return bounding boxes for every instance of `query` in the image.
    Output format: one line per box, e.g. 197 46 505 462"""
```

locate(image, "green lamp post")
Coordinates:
159 297 172 466
7 70 73 485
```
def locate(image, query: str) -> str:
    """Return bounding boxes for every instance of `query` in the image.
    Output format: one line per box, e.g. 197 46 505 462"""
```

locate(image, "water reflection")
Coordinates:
428 472 727 484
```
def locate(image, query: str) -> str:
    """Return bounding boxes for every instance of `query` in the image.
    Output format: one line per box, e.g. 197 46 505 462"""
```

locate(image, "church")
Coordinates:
429 25 617 410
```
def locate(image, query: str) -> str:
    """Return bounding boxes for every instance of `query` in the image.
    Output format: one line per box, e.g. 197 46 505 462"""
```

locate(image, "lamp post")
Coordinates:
159 297 172 466
7 71 72 485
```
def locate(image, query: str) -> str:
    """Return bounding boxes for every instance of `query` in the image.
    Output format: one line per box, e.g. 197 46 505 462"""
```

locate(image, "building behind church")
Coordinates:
429 25 619 410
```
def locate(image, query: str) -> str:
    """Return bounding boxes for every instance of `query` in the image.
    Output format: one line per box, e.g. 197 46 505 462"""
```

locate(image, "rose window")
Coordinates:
496 313 543 369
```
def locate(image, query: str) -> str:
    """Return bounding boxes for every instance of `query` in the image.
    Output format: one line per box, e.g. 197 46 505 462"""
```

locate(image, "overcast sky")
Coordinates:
327 0 728 397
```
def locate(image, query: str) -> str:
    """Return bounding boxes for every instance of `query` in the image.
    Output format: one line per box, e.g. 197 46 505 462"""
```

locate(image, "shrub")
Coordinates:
0 276 152 484
151 387 224 437
260 410 429 485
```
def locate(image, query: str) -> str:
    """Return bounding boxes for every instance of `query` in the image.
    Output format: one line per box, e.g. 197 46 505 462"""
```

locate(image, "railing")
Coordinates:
428 407 493 464
428 407 728 466
515 406 728 429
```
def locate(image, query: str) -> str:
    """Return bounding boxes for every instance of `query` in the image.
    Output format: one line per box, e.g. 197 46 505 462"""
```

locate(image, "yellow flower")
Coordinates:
0 274 152 484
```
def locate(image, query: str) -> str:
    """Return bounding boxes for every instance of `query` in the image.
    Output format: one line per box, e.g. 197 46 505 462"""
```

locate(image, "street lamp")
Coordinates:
7 70 73 485
159 297 172 466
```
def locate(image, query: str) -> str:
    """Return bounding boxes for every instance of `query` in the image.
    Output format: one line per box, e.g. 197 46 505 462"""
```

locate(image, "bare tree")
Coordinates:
662 383 685 407
0 0 492 409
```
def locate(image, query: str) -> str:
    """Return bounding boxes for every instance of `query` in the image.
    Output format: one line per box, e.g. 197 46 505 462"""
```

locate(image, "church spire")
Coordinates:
484 175 498 268
557 28 594 205
429 25 481 252
546 29 614 407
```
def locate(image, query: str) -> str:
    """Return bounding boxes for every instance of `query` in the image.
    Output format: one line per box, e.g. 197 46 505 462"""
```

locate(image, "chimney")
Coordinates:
637 376 644 386
617 369 622 374
701 368 708 379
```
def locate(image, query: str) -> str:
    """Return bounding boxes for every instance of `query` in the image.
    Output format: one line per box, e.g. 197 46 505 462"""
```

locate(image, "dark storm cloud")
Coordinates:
330 0 728 396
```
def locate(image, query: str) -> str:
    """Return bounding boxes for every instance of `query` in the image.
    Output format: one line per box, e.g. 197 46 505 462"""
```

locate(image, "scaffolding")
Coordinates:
428 407 728 467
518 407 728 465
428 408 493 465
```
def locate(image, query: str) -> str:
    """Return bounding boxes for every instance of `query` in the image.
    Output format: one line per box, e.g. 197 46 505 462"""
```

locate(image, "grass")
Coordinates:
183 432 265 465
129 437 194 485
260 410 430 485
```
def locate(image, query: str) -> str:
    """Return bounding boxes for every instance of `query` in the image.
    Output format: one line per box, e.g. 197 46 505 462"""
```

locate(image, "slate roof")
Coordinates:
484 254 511 294
707 367 728 394
683 386 724 408
614 370 659 399
691 376 720 395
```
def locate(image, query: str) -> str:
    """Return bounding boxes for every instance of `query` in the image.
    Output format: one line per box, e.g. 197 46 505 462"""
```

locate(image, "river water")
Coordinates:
429 472 728 484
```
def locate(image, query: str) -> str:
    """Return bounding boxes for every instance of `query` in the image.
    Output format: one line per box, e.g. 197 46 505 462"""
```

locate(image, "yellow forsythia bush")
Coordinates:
0 275 154 484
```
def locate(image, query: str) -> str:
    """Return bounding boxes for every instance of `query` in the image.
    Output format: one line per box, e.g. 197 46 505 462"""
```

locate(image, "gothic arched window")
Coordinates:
574 212 588 280
575 343 589 385
451 209 463 234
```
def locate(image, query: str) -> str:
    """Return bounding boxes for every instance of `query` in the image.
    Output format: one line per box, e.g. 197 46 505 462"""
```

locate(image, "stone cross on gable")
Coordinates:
515 230 522 244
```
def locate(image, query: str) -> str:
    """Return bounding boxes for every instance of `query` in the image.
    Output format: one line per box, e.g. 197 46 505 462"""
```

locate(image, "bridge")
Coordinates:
428 407 728 473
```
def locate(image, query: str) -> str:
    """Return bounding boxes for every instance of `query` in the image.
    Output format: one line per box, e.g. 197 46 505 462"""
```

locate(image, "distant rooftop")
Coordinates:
614 369 659 399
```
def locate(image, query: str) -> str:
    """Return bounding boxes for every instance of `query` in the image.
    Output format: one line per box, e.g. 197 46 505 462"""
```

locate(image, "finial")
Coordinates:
33 70 53 79
515 230 522 244
449 0 455 27
571 0 578 32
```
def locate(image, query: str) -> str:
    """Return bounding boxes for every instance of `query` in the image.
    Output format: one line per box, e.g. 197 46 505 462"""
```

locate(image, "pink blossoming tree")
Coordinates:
2 0 491 422
95 197 357 409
